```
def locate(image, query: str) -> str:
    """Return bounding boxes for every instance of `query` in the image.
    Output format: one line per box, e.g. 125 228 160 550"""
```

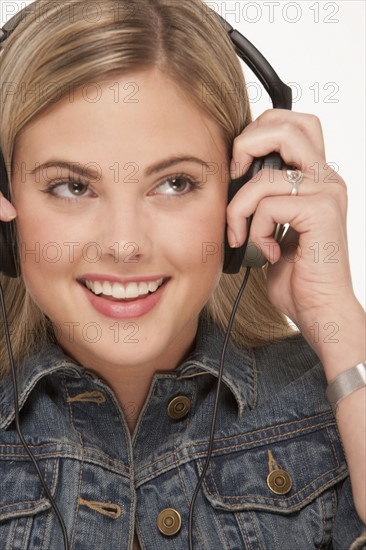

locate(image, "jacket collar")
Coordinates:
0 341 84 429
0 316 255 429
176 316 256 416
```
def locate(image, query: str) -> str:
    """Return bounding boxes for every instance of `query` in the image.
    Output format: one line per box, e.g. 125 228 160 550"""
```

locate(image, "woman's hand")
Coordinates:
0 192 17 221
226 109 361 348
227 110 366 524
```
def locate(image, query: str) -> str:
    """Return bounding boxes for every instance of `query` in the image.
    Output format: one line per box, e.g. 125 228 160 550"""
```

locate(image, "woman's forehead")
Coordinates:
14 69 228 167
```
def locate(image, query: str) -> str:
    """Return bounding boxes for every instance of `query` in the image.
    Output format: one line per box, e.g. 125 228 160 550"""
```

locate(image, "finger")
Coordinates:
239 198 303 264
226 168 319 244
231 108 326 180
231 124 323 179
254 110 326 159
278 225 300 262
0 192 17 220
237 194 341 263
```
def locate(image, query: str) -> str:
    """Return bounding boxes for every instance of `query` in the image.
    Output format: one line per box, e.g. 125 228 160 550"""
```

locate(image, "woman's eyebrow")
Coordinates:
144 155 212 176
30 161 101 179
29 156 212 180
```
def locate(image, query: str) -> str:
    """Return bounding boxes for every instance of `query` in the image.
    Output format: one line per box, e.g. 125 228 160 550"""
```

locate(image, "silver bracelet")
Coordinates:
326 361 366 413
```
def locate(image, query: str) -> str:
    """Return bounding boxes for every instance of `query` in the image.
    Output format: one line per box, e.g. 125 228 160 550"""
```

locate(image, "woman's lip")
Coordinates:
78 274 168 284
78 278 168 319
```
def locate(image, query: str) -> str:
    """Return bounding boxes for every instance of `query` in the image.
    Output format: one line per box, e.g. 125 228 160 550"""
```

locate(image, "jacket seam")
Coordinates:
63 375 84 548
133 420 340 484
133 415 335 479
235 511 252 549
0 445 131 475
190 411 333 447
173 435 207 550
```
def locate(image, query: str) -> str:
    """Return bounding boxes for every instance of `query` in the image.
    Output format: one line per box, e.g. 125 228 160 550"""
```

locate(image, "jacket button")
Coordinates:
267 469 292 495
157 508 182 536
167 396 191 419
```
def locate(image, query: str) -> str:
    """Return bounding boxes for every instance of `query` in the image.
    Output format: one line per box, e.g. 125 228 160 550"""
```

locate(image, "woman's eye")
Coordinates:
154 176 201 196
67 181 89 196
42 179 93 199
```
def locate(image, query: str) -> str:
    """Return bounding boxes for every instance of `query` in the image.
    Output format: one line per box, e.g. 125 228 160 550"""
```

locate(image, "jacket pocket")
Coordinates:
197 416 348 548
0 454 59 549
199 423 347 513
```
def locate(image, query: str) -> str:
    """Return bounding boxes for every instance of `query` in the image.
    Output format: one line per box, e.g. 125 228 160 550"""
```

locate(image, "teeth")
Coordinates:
125 282 139 299
113 283 126 299
85 278 164 299
147 281 158 292
102 281 112 296
138 282 149 295
93 281 103 295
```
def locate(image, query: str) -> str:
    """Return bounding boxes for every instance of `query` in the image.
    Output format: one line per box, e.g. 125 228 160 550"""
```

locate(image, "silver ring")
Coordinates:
286 169 303 196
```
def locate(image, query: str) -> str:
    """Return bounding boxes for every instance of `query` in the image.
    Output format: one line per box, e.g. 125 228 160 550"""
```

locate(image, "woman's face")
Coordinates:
11 68 229 373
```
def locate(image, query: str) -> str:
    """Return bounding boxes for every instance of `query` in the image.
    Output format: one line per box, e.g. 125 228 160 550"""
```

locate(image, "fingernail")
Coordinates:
227 227 240 248
0 199 17 220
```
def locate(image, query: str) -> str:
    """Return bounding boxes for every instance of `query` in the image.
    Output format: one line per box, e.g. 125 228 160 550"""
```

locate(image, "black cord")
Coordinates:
0 282 70 550
188 238 253 548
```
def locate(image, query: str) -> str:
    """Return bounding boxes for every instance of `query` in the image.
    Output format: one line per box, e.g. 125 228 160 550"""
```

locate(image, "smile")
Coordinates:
84 278 165 299
78 276 169 319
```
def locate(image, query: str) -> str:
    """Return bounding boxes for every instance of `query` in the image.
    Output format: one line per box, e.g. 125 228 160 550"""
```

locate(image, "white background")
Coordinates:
1 1 365 307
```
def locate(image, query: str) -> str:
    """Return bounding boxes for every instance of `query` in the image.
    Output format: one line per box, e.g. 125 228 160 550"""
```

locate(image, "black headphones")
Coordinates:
0 6 292 279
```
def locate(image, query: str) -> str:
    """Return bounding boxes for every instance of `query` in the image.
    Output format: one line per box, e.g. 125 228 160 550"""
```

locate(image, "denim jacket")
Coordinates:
0 316 365 549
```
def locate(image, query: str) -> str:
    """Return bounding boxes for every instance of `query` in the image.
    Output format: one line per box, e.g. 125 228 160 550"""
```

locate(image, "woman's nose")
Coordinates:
96 200 153 266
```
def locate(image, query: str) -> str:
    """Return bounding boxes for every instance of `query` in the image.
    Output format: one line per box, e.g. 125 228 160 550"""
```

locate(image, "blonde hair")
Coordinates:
0 0 296 374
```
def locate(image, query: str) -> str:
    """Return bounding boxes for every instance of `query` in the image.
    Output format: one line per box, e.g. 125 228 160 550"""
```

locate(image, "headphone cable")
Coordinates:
188 222 253 549
0 282 70 550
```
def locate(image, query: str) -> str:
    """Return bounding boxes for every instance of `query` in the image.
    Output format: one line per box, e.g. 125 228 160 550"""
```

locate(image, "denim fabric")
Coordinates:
0 316 365 549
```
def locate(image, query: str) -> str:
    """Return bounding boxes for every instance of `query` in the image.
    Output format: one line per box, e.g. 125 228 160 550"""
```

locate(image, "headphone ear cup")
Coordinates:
0 149 20 277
